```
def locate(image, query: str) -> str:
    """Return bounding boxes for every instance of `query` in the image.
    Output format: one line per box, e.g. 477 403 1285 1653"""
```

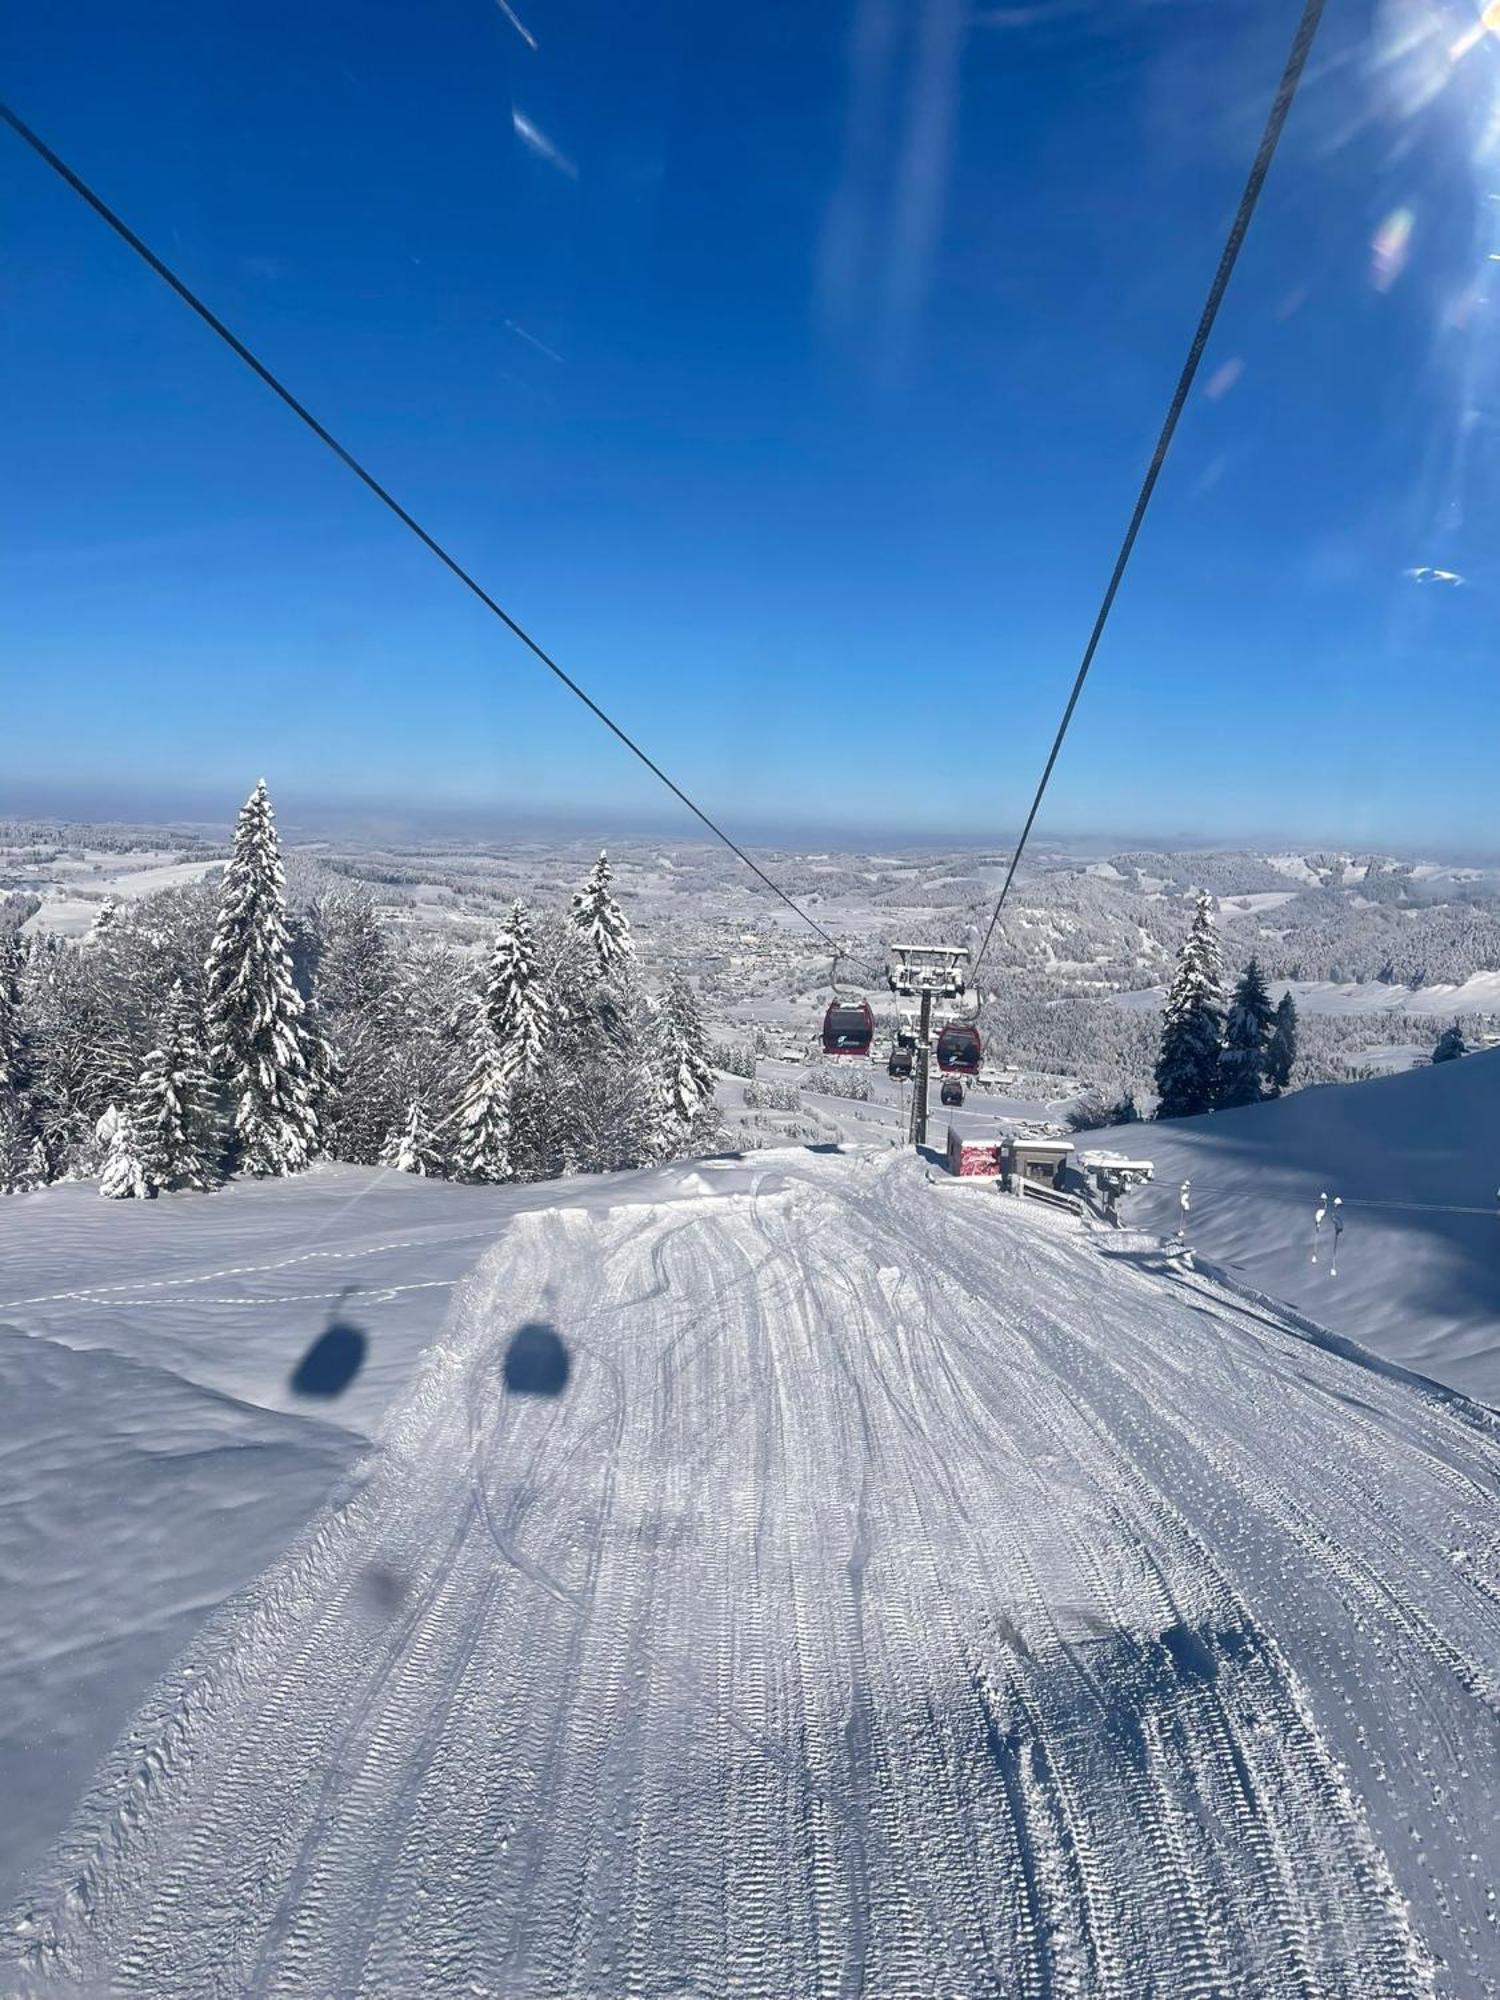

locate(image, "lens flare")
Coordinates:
1371 205 1416 289
1203 356 1245 401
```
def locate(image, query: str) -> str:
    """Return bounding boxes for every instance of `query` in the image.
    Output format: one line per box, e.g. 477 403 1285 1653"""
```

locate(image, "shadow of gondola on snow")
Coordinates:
502 1320 571 1398
289 1289 368 1398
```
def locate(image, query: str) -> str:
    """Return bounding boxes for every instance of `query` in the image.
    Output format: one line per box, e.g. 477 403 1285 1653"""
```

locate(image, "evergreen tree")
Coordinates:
0 927 39 1190
569 849 634 975
383 1099 443 1177
0 927 34 1096
1153 892 1225 1119
450 1020 512 1182
132 982 222 1191
1265 991 1298 1094
99 1110 153 1200
1432 1020 1467 1064
1218 958 1276 1109
300 992 341 1155
310 892 404 1162
653 975 718 1151
203 780 319 1176
485 900 552 1081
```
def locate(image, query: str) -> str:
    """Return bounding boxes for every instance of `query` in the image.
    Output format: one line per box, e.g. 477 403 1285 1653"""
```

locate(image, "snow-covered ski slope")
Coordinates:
1109 1048 1500 1407
7 1148 1498 1998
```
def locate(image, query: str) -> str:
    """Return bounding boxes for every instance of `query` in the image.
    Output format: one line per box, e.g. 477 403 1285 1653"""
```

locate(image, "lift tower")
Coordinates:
886 945 970 1153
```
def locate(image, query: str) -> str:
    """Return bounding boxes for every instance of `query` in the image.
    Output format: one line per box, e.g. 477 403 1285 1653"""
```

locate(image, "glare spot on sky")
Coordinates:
494 0 538 51
512 110 578 180
1371 206 1416 290
1203 357 1244 401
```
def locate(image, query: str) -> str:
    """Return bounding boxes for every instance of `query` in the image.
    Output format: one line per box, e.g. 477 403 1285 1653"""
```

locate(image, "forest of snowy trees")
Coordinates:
0 783 719 1198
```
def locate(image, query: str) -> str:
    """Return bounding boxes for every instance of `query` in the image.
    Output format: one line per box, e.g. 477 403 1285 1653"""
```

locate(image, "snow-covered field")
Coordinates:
1106 1048 1500 1407
0 1167 522 1904
11 852 222 938
1114 971 1500 1019
4 1148 1498 1996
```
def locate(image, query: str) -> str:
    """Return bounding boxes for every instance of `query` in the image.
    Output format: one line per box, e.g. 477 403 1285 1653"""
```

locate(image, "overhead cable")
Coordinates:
0 98 862 964
969 0 1328 988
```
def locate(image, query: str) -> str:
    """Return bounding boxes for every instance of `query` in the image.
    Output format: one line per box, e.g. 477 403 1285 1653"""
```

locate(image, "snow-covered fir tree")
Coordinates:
653 974 718 1152
0 929 32 1093
1218 958 1276 1109
0 926 39 1191
450 1020 512 1183
1154 892 1225 1120
383 1099 443 1177
310 892 406 1163
99 1109 153 1200
132 981 222 1192
300 991 340 1157
485 899 553 1078
203 780 319 1176
569 849 634 976
485 900 553 1081
1265 990 1298 1094
1432 1020 1467 1064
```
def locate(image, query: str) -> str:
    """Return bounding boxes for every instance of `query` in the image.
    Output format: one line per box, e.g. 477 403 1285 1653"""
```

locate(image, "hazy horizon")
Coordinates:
4 770 1500 866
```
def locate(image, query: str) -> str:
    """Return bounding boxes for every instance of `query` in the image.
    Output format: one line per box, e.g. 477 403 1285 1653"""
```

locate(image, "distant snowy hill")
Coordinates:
1111 1049 1500 1405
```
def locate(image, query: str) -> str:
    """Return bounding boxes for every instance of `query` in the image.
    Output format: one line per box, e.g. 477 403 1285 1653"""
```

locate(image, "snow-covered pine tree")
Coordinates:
203 780 319 1176
569 850 634 976
1432 1020 1467 1064
1153 891 1225 1120
1265 991 1298 1094
485 900 553 1081
0 926 33 1100
300 992 340 1156
1218 958 1275 1109
99 1109 153 1200
0 926 40 1192
383 1099 443 1177
450 1020 512 1183
132 981 222 1191
653 974 718 1153
309 891 405 1162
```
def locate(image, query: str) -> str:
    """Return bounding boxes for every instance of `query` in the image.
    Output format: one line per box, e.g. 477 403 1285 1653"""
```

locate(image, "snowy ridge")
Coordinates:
6 1150 1497 1996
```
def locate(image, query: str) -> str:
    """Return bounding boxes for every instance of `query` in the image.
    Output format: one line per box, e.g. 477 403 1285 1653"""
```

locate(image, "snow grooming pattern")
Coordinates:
7 1150 1494 1998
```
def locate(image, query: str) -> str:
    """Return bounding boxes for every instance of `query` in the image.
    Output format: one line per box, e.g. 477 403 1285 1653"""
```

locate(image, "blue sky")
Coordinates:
4 0 1499 846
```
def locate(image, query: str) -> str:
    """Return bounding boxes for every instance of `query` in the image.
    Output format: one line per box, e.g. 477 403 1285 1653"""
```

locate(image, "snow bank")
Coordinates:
1111 1049 1500 1404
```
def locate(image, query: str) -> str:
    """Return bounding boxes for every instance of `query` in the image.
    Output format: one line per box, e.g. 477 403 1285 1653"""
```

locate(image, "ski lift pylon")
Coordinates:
887 944 970 999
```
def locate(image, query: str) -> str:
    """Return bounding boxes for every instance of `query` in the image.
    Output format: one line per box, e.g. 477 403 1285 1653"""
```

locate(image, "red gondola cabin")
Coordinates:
935 1022 982 1075
822 1000 875 1058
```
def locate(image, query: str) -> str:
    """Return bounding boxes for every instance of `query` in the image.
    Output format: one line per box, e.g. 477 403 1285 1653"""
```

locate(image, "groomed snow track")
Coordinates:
7 1148 1499 1998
